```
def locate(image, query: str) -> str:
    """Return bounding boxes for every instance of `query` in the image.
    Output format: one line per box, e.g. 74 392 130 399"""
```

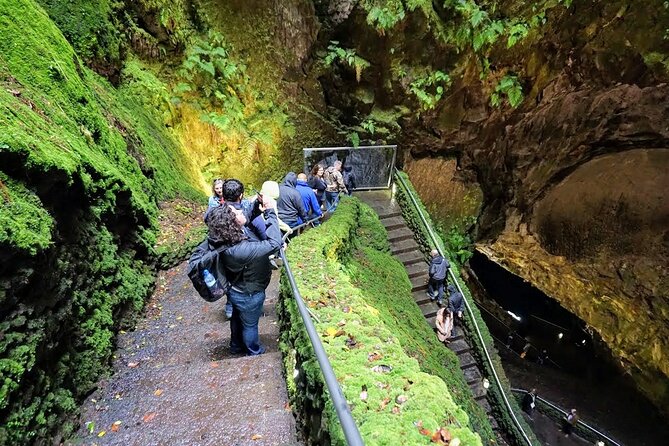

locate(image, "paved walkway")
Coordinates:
69 264 300 446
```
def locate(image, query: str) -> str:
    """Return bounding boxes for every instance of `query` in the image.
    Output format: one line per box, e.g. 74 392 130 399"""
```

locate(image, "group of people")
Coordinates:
425 249 465 344
202 160 353 356
522 389 580 438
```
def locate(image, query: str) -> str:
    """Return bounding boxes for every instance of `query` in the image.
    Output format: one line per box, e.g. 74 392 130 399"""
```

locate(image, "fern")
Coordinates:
324 42 371 82
490 74 524 108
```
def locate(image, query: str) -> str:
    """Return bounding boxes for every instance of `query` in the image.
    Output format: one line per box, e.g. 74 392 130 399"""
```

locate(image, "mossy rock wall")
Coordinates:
278 197 493 445
0 0 201 443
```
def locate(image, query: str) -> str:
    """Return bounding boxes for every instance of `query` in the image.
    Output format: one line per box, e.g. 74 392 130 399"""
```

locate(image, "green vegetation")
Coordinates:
0 0 203 443
324 41 371 82
278 198 493 445
394 172 539 445
409 70 452 111
490 74 524 108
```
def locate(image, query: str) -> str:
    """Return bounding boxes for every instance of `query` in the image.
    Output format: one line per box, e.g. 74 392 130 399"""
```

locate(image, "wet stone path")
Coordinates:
69 263 300 446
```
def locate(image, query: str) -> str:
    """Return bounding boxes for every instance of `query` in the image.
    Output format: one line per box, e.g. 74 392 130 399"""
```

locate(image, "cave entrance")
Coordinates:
466 250 669 445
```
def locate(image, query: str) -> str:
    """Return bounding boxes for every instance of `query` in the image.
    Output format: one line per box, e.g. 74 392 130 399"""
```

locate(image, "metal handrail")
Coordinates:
393 169 535 446
278 216 364 446
282 215 325 241
511 388 622 446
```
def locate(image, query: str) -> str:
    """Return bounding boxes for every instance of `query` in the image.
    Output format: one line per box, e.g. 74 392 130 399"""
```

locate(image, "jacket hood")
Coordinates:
283 172 297 188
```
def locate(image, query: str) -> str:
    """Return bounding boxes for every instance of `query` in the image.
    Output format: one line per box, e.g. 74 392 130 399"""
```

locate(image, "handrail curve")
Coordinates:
278 214 365 446
394 169 535 446
511 388 622 446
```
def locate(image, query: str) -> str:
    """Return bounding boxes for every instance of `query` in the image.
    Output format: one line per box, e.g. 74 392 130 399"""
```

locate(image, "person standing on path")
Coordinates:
522 388 537 419
296 173 322 222
427 249 449 305
308 164 327 207
277 172 308 229
563 408 579 437
323 160 347 212
206 196 282 355
208 178 224 209
447 284 465 318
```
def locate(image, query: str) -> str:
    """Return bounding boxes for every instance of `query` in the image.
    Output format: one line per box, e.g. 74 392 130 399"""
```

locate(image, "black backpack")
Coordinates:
187 238 231 302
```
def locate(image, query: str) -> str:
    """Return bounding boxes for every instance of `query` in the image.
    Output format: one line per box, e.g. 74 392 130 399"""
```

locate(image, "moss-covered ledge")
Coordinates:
394 171 539 446
278 197 492 445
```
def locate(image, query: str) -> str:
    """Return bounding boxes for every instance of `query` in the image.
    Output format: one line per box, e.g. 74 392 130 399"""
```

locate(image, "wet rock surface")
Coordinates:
69 264 300 446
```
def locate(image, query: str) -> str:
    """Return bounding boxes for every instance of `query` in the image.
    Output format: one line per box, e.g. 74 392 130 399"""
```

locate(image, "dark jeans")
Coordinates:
428 278 444 302
325 191 340 212
227 288 266 355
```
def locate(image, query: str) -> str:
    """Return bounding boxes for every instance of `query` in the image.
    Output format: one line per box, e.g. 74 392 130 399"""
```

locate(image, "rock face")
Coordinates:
302 0 669 414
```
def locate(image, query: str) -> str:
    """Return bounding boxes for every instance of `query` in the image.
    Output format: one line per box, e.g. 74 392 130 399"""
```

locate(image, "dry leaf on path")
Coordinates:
142 412 157 423
110 421 122 432
251 434 263 440
153 389 163 397
127 362 139 368
97 431 106 437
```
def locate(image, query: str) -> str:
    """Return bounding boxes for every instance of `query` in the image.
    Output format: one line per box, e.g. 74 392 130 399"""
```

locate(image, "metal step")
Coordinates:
387 227 414 243
419 303 439 319
378 209 402 220
397 251 425 266
449 338 472 355
382 216 405 231
391 239 420 255
412 290 433 306
458 352 477 370
405 262 427 279
463 365 482 386
410 275 428 292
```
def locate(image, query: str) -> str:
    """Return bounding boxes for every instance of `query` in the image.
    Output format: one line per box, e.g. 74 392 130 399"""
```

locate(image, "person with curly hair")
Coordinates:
206 194 282 356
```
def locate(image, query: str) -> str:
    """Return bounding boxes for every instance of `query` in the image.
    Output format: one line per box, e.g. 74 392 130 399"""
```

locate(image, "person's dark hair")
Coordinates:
212 178 224 196
310 164 323 176
206 206 244 246
223 178 244 202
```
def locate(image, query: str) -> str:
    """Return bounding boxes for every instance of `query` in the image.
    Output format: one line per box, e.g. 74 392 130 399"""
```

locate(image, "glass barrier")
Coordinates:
303 145 397 190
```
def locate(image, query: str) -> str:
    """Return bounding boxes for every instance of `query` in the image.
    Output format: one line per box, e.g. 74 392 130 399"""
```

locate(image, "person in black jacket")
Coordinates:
447 284 465 318
427 249 449 306
277 172 307 228
206 196 282 355
522 388 537 419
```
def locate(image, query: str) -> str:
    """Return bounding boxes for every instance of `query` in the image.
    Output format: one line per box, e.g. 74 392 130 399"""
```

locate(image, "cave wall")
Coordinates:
305 0 669 414
0 1 202 443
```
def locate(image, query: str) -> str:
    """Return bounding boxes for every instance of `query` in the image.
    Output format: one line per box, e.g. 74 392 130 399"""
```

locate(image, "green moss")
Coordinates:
0 0 202 443
0 173 53 255
279 197 486 445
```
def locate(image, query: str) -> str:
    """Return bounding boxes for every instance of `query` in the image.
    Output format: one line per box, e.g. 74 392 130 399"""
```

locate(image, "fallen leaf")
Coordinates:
210 361 220 368
327 289 337 298
251 434 263 440
336 319 346 327
391 405 401 414
142 412 157 423
324 327 338 337
127 361 139 368
334 329 345 337
367 351 382 362
379 397 391 410
97 431 106 437
85 421 95 434
153 389 163 397
418 426 432 436
395 395 408 405
111 421 122 432
176 316 183 320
